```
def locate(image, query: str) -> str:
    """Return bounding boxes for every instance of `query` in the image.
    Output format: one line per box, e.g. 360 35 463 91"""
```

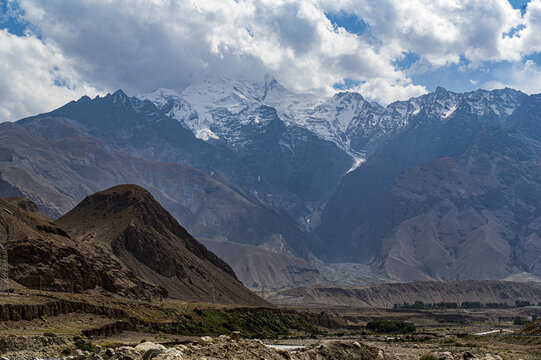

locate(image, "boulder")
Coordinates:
217 335 231 342
74 349 86 360
439 352 455 360
104 348 115 358
154 348 184 360
200 336 213 343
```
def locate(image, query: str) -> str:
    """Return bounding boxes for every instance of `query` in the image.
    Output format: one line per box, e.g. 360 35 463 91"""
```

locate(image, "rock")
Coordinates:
352 341 361 348
94 345 102 353
318 344 327 350
105 348 115 357
463 351 475 359
90 354 103 360
200 336 213 343
154 348 184 360
377 349 385 360
479 355 503 360
217 335 231 342
135 342 166 353
142 348 165 360
74 349 86 360
439 352 454 360
113 346 138 360
43 332 58 337
230 331 242 341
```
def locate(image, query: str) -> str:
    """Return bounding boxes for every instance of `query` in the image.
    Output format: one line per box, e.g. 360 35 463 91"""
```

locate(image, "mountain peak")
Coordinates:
434 86 449 96
112 89 128 98
334 91 364 101
264 74 278 86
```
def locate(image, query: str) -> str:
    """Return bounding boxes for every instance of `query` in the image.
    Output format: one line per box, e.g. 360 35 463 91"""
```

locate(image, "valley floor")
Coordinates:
1 285 540 359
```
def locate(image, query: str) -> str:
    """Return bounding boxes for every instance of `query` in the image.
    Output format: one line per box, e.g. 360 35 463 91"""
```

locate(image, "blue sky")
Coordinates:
1 0 541 121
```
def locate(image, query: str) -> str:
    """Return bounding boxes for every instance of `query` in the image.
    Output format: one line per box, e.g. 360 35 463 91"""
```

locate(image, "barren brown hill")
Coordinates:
4 197 50 220
55 184 268 306
269 280 541 308
520 318 541 335
0 197 165 298
201 238 324 289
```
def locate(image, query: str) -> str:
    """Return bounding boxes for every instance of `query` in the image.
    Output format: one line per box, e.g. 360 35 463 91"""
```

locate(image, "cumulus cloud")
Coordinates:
3 0 541 121
485 60 541 94
16 0 426 106
0 29 101 121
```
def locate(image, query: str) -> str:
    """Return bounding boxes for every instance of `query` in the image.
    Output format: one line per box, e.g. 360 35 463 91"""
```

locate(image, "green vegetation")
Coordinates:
365 320 416 334
138 308 320 339
393 299 537 310
419 355 438 360
514 300 531 307
73 336 95 352
513 316 531 326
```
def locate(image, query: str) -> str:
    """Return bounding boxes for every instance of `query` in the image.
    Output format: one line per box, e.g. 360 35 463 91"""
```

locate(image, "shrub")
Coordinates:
366 320 416 333
73 336 94 352
419 354 438 360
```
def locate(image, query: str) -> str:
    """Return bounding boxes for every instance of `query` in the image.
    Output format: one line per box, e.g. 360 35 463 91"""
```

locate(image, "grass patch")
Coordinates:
138 308 320 339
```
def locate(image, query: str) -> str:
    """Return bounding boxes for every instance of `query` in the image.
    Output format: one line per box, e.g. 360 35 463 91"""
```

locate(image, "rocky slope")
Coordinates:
371 94 541 280
520 318 541 335
0 197 165 298
201 238 324 290
55 184 267 305
269 280 541 308
314 88 527 264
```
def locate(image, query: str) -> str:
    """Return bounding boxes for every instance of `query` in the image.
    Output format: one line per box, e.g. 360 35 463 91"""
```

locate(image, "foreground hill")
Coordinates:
0 197 165 298
55 185 267 305
1 186 267 305
269 280 541 308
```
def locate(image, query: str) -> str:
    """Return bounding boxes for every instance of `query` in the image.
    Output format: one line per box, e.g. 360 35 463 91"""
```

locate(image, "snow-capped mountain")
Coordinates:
138 76 526 170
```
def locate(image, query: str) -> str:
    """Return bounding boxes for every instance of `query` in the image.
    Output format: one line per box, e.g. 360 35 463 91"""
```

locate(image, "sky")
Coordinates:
1 0 541 121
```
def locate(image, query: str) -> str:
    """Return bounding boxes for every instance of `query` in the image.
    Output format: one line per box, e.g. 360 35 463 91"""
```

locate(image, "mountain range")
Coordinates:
1 75 540 285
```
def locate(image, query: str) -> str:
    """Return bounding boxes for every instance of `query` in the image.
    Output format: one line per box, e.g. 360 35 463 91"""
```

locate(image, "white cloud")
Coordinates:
0 29 102 121
322 0 525 66
3 0 541 121
15 0 427 106
485 60 541 94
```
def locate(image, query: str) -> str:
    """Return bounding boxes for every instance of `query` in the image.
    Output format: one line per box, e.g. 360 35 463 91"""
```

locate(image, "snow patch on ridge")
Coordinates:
196 128 219 141
346 156 365 174
442 105 457 119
